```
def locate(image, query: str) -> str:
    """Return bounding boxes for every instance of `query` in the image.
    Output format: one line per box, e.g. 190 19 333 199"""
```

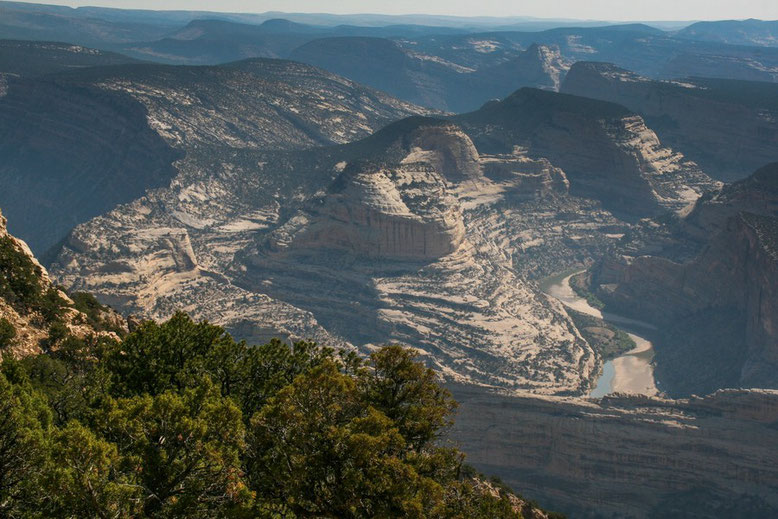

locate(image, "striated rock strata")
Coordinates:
50 89 715 395
0 55 425 254
456 88 717 219
452 385 778 518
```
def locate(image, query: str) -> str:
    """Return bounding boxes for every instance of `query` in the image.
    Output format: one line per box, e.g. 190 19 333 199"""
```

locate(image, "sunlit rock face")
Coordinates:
234 121 596 395
266 166 466 261
403 124 483 182
457 87 717 220
51 88 710 397
264 124 475 261
0 58 426 255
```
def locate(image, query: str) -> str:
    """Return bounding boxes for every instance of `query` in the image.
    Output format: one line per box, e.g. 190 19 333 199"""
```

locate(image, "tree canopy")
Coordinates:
0 311 538 518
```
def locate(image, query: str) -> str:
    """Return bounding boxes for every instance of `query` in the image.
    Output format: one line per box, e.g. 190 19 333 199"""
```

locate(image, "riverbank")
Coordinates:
542 270 659 397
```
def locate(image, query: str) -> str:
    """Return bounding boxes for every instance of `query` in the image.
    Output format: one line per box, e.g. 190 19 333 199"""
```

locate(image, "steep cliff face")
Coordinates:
452 385 778 518
592 165 778 395
562 62 778 181
457 88 717 219
474 44 569 93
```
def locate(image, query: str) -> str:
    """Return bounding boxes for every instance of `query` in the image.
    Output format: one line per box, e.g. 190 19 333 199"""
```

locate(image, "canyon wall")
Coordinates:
562 61 778 181
592 165 778 395
457 88 716 219
451 385 778 518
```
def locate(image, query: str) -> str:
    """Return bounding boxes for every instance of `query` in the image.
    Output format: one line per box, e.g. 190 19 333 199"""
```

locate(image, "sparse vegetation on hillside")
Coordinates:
566 309 636 360
0 317 15 349
0 235 68 324
0 312 541 518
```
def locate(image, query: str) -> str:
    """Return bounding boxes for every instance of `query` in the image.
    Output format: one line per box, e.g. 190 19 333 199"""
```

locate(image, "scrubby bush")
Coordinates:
0 317 15 349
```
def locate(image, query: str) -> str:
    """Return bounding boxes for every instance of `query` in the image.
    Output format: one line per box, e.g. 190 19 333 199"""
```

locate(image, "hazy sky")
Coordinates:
16 0 778 21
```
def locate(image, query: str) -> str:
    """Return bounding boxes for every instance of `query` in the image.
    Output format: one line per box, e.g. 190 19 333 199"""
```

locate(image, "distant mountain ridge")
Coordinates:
676 19 778 47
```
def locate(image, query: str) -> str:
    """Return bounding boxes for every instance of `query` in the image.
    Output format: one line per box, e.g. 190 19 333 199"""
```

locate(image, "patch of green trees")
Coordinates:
0 312 525 518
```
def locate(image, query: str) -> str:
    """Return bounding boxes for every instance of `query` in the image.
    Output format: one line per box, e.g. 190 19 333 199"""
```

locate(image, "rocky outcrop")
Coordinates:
404 124 482 182
562 62 778 181
452 385 778 518
591 165 778 395
266 166 466 261
0 209 127 361
457 88 717 219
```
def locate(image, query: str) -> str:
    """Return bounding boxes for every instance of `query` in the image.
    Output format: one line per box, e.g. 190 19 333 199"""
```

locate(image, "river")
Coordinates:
542 271 659 398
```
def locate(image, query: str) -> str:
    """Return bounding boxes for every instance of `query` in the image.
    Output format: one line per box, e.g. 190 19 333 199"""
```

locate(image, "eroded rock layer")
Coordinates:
452 385 778 518
457 88 717 219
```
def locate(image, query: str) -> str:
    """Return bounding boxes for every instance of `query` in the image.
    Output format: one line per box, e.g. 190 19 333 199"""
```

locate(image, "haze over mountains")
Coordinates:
1 2 778 517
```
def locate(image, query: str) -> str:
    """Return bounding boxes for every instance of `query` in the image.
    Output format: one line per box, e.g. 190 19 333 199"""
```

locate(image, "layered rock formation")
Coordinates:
562 61 778 181
234 121 600 393
0 56 424 254
591 164 778 395
0 77 181 255
51 114 620 395
265 165 466 261
473 43 568 93
49 83 719 396
452 385 778 518
457 88 717 219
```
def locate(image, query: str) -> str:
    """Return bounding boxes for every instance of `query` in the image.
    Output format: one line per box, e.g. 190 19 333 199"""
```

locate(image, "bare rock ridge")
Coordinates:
561 61 778 181
591 163 778 396
290 38 569 112
266 164 466 261
456 88 717 219
236 119 595 392
0 58 425 254
0 39 140 77
52 113 601 395
452 384 778 518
